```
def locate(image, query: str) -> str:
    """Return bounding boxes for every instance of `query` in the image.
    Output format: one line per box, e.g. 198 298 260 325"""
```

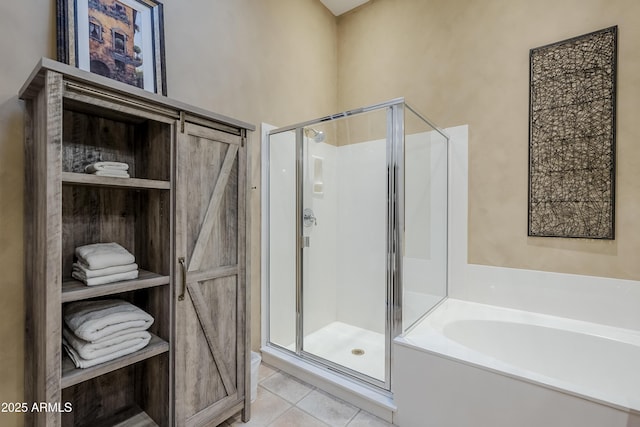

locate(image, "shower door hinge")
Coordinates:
301 236 310 248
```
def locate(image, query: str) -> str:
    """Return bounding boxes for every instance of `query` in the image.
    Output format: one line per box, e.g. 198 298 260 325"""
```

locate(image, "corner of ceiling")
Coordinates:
319 0 371 17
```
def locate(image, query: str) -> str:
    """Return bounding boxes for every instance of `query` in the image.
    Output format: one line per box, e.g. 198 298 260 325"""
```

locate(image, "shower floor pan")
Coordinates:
302 321 385 382
264 322 394 422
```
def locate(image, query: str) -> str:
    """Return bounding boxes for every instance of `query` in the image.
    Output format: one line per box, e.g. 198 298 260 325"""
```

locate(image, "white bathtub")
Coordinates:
393 299 640 427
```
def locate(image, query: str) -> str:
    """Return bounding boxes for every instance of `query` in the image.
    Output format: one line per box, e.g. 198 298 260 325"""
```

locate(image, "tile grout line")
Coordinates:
344 409 362 426
250 363 393 427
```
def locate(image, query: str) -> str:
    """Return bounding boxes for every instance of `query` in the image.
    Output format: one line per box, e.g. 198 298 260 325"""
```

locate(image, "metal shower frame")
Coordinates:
263 97 449 391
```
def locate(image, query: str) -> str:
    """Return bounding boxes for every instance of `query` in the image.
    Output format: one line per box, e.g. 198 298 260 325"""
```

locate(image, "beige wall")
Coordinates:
162 0 338 354
338 0 640 280
0 1 336 425
3 0 640 425
0 3 56 426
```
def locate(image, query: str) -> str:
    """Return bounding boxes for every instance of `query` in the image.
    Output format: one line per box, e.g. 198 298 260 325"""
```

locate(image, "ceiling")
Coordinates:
319 0 370 16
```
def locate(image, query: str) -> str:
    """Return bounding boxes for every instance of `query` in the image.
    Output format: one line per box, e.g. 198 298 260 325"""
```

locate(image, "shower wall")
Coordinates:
269 126 446 344
334 138 387 333
303 140 339 336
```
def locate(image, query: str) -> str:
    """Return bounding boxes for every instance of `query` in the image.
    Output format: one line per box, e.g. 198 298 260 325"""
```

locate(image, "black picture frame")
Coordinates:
528 26 617 239
57 0 167 95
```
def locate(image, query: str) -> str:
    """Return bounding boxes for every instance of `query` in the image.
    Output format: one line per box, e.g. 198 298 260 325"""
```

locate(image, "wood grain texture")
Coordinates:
24 70 66 427
185 394 239 427
175 122 247 426
187 142 239 272
21 60 250 427
238 130 250 422
61 172 170 190
174 121 190 427
60 186 171 282
137 120 172 181
90 405 159 427
187 281 236 395
60 334 169 389
63 84 177 124
19 58 255 132
135 354 170 427
182 128 241 273
24 67 175 427
61 367 135 427
62 108 172 181
61 185 136 278
137 190 171 276
186 265 238 284
23 92 36 427
61 270 170 302
62 109 136 174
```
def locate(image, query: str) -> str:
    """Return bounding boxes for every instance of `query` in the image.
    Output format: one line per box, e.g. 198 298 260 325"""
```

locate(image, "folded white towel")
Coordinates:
62 326 151 360
85 161 130 173
72 269 139 286
92 170 131 178
72 262 138 278
64 299 154 342
75 242 135 270
62 334 151 369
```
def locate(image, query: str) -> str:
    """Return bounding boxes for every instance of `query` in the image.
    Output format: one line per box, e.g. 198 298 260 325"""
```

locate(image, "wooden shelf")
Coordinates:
61 334 169 389
61 172 170 190
91 405 159 427
61 270 170 303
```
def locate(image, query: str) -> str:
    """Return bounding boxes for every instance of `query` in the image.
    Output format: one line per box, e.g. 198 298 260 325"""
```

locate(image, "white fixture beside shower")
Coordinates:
395 298 640 427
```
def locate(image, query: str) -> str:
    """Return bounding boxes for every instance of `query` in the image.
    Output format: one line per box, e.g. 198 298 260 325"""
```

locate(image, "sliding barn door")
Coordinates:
175 122 248 427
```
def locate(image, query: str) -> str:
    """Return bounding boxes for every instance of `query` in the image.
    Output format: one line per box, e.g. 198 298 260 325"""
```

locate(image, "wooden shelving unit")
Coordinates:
22 59 174 427
21 58 253 427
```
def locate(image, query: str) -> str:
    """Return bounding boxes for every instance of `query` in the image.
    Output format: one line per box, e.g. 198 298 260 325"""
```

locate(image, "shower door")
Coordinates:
299 107 390 387
265 99 448 392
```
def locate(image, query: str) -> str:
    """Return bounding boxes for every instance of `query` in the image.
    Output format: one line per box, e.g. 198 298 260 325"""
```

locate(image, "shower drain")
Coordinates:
351 348 365 356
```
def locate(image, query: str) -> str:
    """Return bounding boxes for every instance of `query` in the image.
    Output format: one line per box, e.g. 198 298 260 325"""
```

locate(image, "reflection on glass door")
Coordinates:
300 108 389 386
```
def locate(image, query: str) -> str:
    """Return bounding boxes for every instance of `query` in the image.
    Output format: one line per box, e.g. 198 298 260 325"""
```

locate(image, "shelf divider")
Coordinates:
89 404 159 427
61 334 169 389
61 172 170 190
62 269 170 303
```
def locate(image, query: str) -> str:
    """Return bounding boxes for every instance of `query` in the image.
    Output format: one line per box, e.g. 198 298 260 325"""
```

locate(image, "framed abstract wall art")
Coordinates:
528 26 617 239
57 0 167 95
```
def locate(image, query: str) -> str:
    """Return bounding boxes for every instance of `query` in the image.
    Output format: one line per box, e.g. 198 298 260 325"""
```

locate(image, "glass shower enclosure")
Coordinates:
264 98 449 390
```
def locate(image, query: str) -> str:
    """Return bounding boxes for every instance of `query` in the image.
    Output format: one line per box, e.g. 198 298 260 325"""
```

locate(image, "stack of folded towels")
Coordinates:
85 161 130 178
72 242 139 286
62 299 154 369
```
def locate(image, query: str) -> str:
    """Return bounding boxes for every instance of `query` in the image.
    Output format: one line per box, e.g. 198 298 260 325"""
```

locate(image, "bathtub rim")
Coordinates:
394 298 640 416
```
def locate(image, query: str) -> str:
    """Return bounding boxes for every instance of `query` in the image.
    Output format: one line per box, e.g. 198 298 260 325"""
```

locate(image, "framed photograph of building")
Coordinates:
57 0 166 95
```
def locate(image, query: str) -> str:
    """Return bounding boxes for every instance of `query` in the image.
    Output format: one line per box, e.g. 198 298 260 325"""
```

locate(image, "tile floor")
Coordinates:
220 362 394 427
